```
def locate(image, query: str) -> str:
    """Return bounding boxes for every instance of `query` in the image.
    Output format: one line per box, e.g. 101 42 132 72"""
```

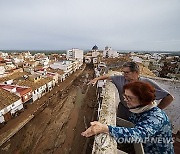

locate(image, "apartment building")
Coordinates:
103 46 118 58
66 48 83 61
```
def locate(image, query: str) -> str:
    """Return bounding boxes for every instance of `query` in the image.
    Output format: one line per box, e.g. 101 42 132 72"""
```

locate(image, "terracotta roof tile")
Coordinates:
0 72 29 83
0 88 20 110
14 77 53 91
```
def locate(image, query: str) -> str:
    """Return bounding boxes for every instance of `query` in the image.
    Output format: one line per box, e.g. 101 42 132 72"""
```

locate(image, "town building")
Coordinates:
50 60 73 77
103 46 118 58
0 88 22 124
0 84 32 104
66 48 83 61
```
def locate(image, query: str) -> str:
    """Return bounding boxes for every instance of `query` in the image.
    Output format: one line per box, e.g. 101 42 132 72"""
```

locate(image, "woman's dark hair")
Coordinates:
123 81 155 106
123 62 139 72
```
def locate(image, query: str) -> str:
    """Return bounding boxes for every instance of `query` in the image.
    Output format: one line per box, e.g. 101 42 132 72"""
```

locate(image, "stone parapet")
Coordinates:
92 81 118 154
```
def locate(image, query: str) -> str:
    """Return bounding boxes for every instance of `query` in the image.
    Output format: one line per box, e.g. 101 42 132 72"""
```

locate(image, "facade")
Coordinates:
92 45 99 57
92 52 99 57
38 57 50 66
23 60 39 68
0 52 9 59
0 66 5 75
36 69 59 85
13 74 53 102
4 59 16 71
50 61 73 76
130 56 143 63
12 57 24 64
22 51 32 58
66 48 83 61
103 46 118 58
0 88 23 123
0 84 32 104
47 67 65 82
84 56 92 64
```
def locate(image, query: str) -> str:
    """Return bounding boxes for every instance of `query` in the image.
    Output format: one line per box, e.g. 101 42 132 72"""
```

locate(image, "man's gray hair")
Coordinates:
123 62 140 72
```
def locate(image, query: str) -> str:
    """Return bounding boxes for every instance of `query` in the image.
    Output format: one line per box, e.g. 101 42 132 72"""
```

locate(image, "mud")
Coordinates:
0 66 97 154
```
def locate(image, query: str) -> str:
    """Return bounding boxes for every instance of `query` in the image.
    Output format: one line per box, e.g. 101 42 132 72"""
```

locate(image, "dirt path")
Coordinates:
0 65 97 154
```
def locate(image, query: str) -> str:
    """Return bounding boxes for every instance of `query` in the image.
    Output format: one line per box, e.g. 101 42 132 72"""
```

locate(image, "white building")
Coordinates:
38 57 50 66
12 58 24 64
131 56 143 63
0 52 9 58
23 51 32 58
50 60 73 76
66 48 83 61
72 60 83 72
103 46 118 58
0 88 23 123
152 53 162 60
0 66 5 75
5 60 16 70
92 51 99 57
84 56 92 64
36 70 59 85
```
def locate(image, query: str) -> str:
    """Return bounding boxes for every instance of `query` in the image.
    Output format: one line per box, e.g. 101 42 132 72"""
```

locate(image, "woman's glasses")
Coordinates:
123 94 137 101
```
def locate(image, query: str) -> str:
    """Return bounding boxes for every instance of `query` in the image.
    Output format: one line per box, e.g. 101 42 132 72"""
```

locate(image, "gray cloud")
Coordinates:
0 0 180 51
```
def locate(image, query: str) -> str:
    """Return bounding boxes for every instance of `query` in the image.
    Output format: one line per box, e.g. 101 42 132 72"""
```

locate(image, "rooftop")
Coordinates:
0 88 20 110
13 76 53 91
47 68 64 75
0 72 29 83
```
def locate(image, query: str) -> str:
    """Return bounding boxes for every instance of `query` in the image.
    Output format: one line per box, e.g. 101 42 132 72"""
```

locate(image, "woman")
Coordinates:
81 81 174 154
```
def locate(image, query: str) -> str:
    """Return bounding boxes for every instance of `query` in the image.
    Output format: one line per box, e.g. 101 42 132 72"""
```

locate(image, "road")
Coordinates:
0 65 97 154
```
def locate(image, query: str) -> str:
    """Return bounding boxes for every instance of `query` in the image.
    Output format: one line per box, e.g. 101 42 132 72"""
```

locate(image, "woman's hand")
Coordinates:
81 121 109 137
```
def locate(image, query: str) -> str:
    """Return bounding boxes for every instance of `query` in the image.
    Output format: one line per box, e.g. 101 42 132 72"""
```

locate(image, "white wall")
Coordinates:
0 115 5 123
67 48 83 60
4 79 13 84
0 66 5 75
131 56 143 63
50 61 72 74
0 99 22 118
32 90 38 102
103 49 118 58
74 49 83 60
11 99 23 114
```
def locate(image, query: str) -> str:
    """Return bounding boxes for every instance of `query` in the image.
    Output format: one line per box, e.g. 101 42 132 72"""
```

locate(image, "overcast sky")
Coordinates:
0 0 180 51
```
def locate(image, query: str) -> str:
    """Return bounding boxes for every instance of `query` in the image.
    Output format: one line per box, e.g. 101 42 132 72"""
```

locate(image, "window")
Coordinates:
24 95 28 99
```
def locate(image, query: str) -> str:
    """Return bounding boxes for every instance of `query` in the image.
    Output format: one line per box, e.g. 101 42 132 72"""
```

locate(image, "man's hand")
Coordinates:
81 121 109 137
87 78 98 86
87 75 110 86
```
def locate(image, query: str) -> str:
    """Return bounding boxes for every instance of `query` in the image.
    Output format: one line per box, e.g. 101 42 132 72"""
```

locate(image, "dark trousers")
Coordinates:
117 102 132 121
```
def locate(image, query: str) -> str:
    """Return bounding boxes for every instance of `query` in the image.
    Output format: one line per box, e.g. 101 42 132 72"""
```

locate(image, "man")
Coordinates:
88 61 174 120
